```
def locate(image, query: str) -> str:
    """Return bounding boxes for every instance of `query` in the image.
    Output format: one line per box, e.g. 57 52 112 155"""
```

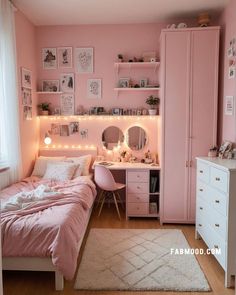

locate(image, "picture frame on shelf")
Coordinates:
75 47 93 73
142 51 157 62
112 108 123 115
218 141 233 159
140 78 148 88
118 77 130 88
60 94 74 115
225 96 234 115
21 67 32 89
42 48 57 69
58 47 72 68
60 73 74 93
42 80 60 92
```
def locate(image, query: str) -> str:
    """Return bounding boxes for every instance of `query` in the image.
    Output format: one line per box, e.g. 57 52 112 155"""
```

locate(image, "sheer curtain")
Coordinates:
0 0 22 182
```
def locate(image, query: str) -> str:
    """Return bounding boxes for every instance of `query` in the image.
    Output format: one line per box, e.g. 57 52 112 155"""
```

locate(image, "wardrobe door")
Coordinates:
162 31 191 223
188 29 219 221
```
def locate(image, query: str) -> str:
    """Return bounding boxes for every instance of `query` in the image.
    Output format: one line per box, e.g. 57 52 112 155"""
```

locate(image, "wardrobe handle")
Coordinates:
186 161 188 167
199 188 203 192
199 207 203 210
215 224 220 227
215 200 220 204
199 170 203 174
215 177 220 181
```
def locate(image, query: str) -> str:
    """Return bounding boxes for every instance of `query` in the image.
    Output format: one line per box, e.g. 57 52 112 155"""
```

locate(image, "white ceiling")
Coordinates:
13 0 229 26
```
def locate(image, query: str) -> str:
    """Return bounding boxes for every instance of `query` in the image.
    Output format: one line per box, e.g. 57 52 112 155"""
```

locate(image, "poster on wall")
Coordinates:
60 94 74 115
58 47 72 68
21 67 32 89
87 79 102 99
227 37 236 79
225 96 234 115
42 48 57 69
75 47 93 73
60 73 74 92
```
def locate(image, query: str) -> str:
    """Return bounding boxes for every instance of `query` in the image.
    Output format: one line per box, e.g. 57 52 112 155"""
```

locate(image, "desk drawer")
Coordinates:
127 203 149 215
210 167 228 193
127 171 149 183
127 182 149 194
197 161 210 183
128 194 149 203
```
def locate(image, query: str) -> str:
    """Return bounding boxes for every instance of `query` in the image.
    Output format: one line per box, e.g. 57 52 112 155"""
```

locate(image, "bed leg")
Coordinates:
55 271 64 291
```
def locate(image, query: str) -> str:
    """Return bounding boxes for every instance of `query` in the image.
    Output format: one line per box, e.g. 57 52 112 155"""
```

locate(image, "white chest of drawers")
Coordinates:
196 157 236 287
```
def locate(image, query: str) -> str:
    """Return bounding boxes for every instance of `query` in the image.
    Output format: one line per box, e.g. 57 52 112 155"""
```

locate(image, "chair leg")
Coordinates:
115 191 124 209
112 192 121 220
96 190 104 208
98 194 106 217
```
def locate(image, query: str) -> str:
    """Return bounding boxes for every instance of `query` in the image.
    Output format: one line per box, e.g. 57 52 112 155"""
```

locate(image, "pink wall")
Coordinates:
218 0 236 144
15 11 39 178
36 23 166 112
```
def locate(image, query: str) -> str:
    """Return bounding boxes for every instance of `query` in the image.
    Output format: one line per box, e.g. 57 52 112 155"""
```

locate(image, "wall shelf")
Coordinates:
114 87 160 92
36 92 63 94
114 62 160 74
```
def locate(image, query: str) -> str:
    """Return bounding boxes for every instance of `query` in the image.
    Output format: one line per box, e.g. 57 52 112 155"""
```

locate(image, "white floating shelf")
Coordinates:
114 87 160 91
114 62 160 67
36 92 63 94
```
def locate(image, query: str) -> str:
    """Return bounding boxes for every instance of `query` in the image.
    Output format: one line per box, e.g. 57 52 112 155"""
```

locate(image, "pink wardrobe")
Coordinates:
160 27 220 224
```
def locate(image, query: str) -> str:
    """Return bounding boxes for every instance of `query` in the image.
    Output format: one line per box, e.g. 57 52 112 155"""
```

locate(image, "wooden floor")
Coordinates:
3 205 235 295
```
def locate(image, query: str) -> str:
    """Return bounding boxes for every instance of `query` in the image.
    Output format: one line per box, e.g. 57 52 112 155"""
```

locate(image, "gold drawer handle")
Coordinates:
199 207 203 210
199 189 203 192
214 245 219 249
215 224 220 227
215 200 220 204
199 170 203 174
198 224 202 227
215 177 220 181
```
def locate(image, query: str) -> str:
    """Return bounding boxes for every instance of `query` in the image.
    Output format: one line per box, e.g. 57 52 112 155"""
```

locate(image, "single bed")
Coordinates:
1 149 97 290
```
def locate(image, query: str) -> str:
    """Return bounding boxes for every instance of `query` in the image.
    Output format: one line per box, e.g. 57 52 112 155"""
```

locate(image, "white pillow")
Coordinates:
43 162 78 181
32 156 66 177
66 155 92 177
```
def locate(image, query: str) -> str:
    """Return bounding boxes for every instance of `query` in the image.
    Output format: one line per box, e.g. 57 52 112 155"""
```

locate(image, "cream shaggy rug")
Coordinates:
74 228 210 291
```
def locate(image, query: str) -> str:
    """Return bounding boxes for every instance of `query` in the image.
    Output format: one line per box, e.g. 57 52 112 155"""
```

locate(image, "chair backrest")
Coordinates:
94 165 117 191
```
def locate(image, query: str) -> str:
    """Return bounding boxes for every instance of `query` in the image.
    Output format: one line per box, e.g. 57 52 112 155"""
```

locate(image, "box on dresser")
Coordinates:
195 157 236 287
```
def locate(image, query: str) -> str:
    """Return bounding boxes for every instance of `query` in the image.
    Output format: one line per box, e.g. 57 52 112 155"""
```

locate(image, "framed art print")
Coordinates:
42 48 57 69
87 79 101 99
75 47 93 73
60 73 74 93
58 47 72 68
21 67 32 89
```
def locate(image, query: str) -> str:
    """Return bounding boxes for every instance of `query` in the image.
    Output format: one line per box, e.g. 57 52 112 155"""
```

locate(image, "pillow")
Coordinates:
66 155 92 177
31 156 66 177
42 162 78 181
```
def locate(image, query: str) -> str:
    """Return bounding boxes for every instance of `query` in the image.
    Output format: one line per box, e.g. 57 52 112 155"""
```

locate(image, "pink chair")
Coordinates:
94 165 125 219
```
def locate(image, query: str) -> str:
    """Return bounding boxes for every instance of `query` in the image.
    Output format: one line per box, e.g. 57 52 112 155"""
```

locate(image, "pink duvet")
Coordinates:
0 176 96 280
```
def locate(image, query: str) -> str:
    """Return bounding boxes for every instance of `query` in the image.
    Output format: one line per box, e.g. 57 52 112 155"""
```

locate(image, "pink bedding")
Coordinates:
0 176 96 280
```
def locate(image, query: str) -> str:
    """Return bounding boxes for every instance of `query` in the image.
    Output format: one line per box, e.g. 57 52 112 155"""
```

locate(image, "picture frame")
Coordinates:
58 47 72 68
118 77 130 88
42 48 57 69
142 51 157 62
225 96 234 115
87 79 102 99
228 66 236 79
60 94 74 115
51 123 60 135
112 108 121 115
60 73 74 93
140 78 148 88
218 141 233 159
22 88 32 106
60 125 70 137
75 47 93 73
21 68 32 89
23 106 32 120
42 80 60 92
69 122 79 134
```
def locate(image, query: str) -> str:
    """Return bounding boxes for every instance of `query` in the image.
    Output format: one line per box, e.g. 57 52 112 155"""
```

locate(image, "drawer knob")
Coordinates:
137 186 140 189
198 224 202 227
199 170 203 174
214 245 219 249
199 207 203 210
215 224 220 227
215 200 220 204
215 177 220 181
199 189 203 192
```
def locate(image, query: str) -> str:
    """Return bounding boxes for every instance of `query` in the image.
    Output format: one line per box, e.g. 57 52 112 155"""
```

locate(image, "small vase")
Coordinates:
148 109 157 116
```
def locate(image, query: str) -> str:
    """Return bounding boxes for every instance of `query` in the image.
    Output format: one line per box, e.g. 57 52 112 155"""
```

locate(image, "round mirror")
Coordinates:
126 126 147 151
102 126 124 150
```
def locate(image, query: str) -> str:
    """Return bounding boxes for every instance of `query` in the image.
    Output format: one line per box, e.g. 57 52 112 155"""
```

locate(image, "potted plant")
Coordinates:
38 102 51 115
117 54 123 63
146 95 160 115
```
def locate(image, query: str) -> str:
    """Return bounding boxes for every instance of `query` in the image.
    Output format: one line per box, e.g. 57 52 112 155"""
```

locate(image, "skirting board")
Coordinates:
3 206 93 291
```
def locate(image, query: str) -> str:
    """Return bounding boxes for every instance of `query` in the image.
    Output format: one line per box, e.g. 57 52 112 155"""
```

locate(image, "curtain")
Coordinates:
0 0 22 183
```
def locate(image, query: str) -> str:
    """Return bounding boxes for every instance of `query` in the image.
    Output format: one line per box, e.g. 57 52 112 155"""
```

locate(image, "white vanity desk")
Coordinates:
93 161 161 219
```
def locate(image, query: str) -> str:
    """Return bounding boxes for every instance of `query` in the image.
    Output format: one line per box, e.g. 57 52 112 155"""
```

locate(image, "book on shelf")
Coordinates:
150 176 158 193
